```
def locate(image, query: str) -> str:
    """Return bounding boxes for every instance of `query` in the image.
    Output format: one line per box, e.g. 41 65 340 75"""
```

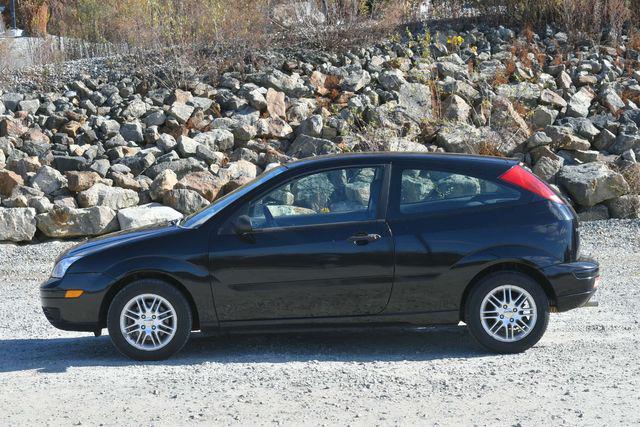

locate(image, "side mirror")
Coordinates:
234 215 253 235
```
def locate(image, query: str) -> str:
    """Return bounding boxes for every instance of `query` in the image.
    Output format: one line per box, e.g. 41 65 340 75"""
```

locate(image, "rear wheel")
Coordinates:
465 272 549 353
107 280 192 361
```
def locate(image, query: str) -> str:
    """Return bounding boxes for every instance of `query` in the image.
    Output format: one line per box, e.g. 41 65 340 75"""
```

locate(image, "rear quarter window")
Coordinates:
398 169 521 215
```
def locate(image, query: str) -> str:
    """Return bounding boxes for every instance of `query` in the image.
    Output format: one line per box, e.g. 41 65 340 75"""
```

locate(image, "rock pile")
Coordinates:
1 25 640 242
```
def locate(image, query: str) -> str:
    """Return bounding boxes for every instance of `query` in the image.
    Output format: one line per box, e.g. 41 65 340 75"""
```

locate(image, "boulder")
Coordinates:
66 171 104 192
287 135 340 158
32 166 68 195
193 129 235 152
378 69 407 91
558 163 629 206
169 102 195 124
539 89 567 109
0 208 37 242
162 189 209 215
36 206 119 237
120 121 144 143
0 169 24 197
117 203 183 230
605 195 640 219
77 183 140 210
266 88 286 119
149 169 178 201
532 156 564 182
397 83 432 122
532 106 558 129
175 171 225 202
145 158 207 180
566 87 595 118
443 95 471 122
18 99 40 114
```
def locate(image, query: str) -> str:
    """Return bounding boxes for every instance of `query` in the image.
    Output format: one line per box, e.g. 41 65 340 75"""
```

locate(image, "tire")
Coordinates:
465 271 550 354
107 279 192 361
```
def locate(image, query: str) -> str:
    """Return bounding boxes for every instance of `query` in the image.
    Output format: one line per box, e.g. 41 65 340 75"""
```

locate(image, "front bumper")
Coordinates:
40 273 113 332
542 259 599 312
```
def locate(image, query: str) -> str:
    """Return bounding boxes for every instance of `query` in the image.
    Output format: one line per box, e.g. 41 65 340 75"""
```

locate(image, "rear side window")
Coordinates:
398 169 521 215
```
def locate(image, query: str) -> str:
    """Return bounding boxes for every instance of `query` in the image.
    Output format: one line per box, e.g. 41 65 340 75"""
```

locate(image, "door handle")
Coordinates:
348 233 381 245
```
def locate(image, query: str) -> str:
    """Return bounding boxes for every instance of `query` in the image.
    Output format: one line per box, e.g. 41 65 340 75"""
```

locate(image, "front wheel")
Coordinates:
465 272 550 353
107 280 192 361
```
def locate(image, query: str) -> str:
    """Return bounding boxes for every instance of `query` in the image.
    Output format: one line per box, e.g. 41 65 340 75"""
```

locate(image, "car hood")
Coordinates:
62 222 180 259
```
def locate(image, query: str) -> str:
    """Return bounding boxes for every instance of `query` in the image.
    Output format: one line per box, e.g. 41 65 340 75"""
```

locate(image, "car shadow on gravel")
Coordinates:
0 326 490 373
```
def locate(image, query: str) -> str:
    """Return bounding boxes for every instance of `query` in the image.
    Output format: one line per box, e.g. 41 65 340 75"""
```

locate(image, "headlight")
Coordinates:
51 256 81 278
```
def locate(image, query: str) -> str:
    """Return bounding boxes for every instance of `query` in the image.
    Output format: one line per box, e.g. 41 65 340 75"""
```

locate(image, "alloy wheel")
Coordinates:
119 293 178 351
480 285 538 343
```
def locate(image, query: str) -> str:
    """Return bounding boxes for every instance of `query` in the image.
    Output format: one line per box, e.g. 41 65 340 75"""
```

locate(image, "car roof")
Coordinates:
283 152 519 172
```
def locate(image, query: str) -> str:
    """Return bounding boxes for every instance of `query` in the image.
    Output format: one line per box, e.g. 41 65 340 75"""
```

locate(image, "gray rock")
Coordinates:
388 138 429 152
341 67 371 92
32 166 68 195
77 183 140 210
117 203 183 230
2 93 24 111
0 207 37 242
36 206 119 237
177 135 199 157
297 115 324 138
566 87 595 118
539 89 567 109
144 110 167 127
605 195 640 219
533 156 564 182
378 69 407 91
157 134 178 152
145 157 206 179
90 159 111 177
100 119 121 138
532 106 559 129
443 95 471 122
600 86 625 113
120 121 144 143
18 99 40 114
287 135 340 158
397 83 432 122
122 99 148 119
162 189 209 215
193 129 235 151
496 82 541 107
609 133 640 155
527 131 553 149
558 163 629 206
169 103 195 124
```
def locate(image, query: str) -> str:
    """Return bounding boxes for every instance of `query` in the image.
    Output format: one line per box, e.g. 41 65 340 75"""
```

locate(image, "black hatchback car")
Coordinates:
41 153 599 360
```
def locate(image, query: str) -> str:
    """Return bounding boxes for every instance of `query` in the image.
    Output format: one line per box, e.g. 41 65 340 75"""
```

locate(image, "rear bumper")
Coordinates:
40 273 112 332
542 259 599 312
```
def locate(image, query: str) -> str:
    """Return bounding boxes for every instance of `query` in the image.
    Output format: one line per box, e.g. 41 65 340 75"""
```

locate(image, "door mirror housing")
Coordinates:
234 215 253 235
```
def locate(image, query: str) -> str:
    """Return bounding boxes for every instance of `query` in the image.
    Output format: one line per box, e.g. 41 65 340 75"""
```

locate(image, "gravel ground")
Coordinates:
1 220 639 426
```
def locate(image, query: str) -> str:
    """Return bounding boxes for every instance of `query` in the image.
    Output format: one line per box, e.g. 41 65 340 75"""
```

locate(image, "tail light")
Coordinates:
499 164 564 204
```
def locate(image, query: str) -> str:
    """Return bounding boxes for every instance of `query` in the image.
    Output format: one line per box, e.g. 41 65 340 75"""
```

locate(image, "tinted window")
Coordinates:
399 169 520 214
239 166 383 229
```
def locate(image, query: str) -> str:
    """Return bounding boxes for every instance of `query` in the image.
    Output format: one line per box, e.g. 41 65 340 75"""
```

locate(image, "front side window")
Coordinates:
398 168 520 215
239 166 383 229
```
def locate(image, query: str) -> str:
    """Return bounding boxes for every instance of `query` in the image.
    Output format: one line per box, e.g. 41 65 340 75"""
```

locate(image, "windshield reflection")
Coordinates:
180 166 287 228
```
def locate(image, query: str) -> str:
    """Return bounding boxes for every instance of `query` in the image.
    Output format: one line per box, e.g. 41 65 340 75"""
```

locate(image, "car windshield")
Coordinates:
180 165 287 228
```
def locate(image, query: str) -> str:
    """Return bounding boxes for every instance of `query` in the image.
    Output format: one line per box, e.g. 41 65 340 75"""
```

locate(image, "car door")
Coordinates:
385 161 526 314
209 164 394 321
